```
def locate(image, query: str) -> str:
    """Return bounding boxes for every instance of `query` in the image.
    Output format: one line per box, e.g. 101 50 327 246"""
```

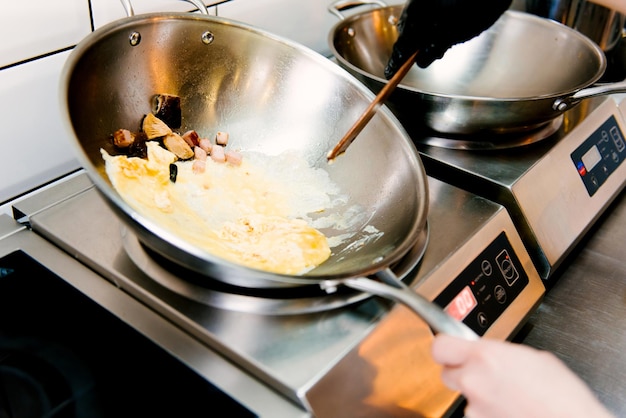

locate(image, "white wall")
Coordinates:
0 0 370 204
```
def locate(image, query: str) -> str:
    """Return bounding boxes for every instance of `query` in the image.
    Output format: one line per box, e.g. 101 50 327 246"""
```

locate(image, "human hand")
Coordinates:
431 334 614 418
384 0 512 78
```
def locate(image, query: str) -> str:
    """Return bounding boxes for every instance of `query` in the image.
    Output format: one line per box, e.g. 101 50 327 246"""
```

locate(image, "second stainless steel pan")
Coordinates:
330 5 626 136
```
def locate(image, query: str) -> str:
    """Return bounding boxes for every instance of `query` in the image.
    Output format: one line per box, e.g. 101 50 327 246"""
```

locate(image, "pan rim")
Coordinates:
329 9 607 102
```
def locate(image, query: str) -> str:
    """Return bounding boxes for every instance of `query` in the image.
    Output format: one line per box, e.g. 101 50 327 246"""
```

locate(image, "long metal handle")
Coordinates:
120 0 209 17
327 0 388 20
553 79 626 111
343 268 479 340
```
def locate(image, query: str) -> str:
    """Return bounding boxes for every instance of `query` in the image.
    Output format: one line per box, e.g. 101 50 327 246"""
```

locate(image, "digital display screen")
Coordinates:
444 286 478 321
581 145 602 172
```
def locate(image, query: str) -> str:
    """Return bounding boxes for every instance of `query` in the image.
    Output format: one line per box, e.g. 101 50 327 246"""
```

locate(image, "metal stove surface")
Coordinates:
7 172 544 417
413 96 626 281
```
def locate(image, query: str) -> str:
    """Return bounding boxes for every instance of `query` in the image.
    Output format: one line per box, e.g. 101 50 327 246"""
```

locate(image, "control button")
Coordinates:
494 285 507 304
496 249 519 286
591 175 599 187
610 126 625 152
477 312 489 328
481 259 493 276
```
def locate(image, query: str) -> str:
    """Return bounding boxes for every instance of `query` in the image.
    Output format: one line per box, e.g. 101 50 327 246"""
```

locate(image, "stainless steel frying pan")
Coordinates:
60 0 476 339
329 2 626 136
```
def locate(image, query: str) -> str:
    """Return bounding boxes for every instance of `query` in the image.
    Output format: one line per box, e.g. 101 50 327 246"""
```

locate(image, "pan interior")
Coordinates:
61 14 429 285
333 10 606 99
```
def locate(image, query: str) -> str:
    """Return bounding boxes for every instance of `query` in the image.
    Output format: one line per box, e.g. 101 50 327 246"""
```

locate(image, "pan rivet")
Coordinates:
201 31 214 45
347 27 355 37
129 31 141 46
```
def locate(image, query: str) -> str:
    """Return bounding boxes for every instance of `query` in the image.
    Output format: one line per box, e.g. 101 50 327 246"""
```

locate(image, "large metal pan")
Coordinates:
329 3 626 136
60 1 476 338
519 0 626 53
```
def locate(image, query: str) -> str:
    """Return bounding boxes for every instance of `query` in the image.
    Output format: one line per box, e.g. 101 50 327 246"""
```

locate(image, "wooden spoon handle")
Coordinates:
327 51 418 162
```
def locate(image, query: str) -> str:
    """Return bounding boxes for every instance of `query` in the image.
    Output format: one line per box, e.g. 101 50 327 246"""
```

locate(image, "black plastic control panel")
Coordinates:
434 232 529 336
571 115 626 197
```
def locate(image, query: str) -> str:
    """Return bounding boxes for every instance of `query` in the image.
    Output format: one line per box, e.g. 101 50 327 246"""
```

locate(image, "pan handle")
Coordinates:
120 0 210 17
342 268 479 340
328 0 389 20
553 79 626 111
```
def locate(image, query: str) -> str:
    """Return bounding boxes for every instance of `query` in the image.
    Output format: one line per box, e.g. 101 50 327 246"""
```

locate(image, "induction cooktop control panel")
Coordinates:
433 231 529 336
571 115 626 197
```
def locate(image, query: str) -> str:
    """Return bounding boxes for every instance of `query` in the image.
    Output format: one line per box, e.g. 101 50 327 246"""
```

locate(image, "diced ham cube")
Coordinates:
210 144 226 163
194 146 207 161
215 131 229 146
113 128 135 148
199 138 212 153
182 130 200 147
225 150 243 166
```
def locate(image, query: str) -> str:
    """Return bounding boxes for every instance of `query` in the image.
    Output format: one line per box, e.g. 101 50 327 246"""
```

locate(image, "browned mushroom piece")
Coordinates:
142 113 172 139
163 132 194 160
153 93 182 129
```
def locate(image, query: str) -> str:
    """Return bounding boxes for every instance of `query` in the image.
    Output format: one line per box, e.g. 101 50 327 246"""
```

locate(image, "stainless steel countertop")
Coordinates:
520 189 626 417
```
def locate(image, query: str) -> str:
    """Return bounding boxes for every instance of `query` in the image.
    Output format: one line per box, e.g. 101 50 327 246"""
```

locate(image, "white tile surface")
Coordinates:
0 51 80 203
217 0 338 56
0 0 91 67
90 0 218 29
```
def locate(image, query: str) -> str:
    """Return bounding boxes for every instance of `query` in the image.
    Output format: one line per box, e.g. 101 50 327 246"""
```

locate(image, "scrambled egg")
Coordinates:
102 142 332 275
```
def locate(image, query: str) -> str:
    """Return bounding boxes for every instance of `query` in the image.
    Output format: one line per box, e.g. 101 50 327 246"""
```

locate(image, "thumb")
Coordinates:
431 334 477 367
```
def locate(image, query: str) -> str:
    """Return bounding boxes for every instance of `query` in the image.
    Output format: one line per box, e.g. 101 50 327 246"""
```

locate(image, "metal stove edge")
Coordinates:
2 172 545 417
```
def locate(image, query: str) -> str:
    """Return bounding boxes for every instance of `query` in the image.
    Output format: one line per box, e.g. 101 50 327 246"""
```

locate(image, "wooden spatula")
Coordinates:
327 51 418 162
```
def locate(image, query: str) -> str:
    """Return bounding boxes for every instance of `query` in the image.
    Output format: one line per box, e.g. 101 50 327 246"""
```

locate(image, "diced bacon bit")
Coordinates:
215 131 229 146
225 150 243 166
182 130 200 148
198 138 212 154
192 159 206 174
194 146 207 161
113 128 135 148
210 144 226 163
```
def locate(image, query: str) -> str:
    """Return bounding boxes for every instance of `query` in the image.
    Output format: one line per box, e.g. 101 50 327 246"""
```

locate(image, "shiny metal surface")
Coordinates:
329 8 626 135
345 269 479 340
60 11 429 289
517 0 626 52
417 97 626 281
11 172 544 417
